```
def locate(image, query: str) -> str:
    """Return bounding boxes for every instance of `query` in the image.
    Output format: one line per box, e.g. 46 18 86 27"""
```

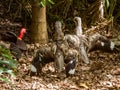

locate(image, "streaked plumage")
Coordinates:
65 60 76 77
64 34 80 49
54 21 64 41
64 17 90 64
54 21 67 73
87 33 116 53
30 43 56 76
65 49 78 77
54 48 64 73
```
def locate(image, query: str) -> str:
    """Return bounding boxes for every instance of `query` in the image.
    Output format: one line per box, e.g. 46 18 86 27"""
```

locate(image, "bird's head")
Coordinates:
55 21 62 31
21 28 26 34
74 17 81 26
18 28 26 40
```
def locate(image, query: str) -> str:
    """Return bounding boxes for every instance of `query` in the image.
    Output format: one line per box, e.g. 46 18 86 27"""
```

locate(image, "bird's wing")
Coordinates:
16 39 27 51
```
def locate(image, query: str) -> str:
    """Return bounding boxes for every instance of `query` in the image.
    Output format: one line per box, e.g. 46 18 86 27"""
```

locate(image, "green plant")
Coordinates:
105 0 116 19
0 45 18 89
41 0 54 6
33 0 54 7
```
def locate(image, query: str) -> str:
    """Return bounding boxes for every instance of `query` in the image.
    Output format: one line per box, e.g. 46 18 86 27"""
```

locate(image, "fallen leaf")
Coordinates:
79 83 89 89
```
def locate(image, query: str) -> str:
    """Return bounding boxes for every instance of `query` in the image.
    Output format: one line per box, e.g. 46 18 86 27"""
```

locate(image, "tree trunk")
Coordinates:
30 1 48 44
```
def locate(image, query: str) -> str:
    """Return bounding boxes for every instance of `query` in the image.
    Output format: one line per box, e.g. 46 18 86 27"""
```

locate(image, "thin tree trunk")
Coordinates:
30 1 48 44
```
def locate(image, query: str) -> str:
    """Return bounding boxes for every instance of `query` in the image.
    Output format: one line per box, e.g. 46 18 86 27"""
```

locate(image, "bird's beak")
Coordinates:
73 18 77 26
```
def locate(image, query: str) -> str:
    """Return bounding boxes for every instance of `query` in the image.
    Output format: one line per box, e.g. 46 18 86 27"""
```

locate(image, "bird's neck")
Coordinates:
18 32 24 40
76 23 82 36
77 21 81 26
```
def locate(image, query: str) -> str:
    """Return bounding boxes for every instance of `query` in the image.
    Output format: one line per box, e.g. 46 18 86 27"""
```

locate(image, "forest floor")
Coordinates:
0 18 120 90
0 4 120 90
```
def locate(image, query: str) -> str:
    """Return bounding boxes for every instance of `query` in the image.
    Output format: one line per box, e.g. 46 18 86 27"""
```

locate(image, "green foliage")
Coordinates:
105 0 116 19
41 0 54 7
0 46 18 70
105 0 110 9
113 0 120 22
0 77 16 89
34 0 54 7
0 45 18 89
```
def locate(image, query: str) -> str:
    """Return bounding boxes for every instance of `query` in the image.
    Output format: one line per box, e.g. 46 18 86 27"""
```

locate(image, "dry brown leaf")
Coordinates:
79 83 89 89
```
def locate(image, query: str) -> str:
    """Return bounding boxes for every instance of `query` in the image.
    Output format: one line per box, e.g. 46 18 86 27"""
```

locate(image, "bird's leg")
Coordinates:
79 43 89 64
30 51 43 76
54 49 64 73
54 49 66 79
